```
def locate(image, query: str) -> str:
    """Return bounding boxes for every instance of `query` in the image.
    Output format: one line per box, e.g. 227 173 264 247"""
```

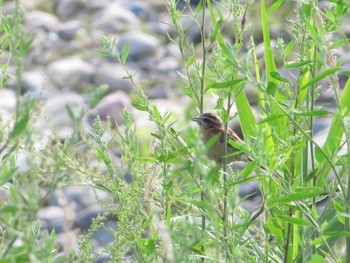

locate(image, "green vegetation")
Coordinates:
0 0 349 262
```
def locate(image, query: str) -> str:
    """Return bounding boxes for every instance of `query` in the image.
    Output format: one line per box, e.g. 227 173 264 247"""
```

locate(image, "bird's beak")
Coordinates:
191 117 201 123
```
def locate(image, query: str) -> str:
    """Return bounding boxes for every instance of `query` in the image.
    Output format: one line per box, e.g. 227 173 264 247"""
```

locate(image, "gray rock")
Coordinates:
0 88 16 112
145 0 168 13
0 184 10 204
93 221 117 247
123 1 154 21
144 84 172 99
57 21 82 41
85 0 109 13
22 69 55 99
74 205 105 231
93 63 135 94
314 116 333 135
26 11 59 32
156 56 179 72
37 206 65 222
0 89 16 122
47 57 94 90
54 0 87 19
55 232 78 253
27 30 63 65
95 254 111 263
47 219 65 234
42 92 85 128
93 4 140 33
118 31 159 60
89 91 131 125
75 186 111 207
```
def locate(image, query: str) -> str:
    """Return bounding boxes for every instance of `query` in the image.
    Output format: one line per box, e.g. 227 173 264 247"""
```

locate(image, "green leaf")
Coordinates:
209 20 222 42
269 187 324 205
305 20 319 42
315 74 350 185
164 181 173 191
2 143 18 161
285 60 313 68
284 39 295 55
136 156 157 163
0 168 16 187
261 0 276 82
95 148 110 165
303 67 339 88
307 254 324 263
328 0 350 7
277 215 311 226
266 81 278 95
19 36 33 58
121 43 129 64
294 109 331 117
131 102 147 111
330 38 348 49
257 113 284 124
0 205 18 213
206 79 244 91
152 105 160 122
270 71 289 83
267 0 283 13
322 231 350 237
89 84 109 108
144 239 156 255
236 90 257 139
10 114 29 139
66 104 75 121
101 35 111 49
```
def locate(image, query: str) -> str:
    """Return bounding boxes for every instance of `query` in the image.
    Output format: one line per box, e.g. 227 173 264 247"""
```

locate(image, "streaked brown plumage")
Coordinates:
192 112 247 164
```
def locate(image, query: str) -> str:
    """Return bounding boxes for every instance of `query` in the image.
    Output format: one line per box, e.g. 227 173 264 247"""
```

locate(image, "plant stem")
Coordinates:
200 1 207 260
223 92 233 260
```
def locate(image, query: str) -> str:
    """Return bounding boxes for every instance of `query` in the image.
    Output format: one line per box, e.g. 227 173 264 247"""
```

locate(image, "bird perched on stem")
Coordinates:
192 112 248 165
192 112 265 221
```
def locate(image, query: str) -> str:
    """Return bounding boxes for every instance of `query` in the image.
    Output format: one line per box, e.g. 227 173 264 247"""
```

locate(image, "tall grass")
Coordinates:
1 0 349 262
98 0 349 261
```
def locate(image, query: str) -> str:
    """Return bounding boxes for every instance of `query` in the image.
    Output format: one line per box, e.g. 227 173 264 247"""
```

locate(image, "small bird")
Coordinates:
192 112 248 164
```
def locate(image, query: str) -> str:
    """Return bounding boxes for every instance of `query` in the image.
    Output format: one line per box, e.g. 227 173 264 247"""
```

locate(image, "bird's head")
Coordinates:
192 112 223 129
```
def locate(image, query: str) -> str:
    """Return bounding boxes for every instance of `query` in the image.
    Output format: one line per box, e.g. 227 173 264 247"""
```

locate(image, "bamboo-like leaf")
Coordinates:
305 20 319 42
328 0 350 7
269 187 324 204
0 205 18 213
258 113 285 124
267 0 283 13
0 168 16 187
277 215 312 226
303 67 339 89
294 109 331 117
121 43 129 64
316 75 350 163
131 102 147 111
307 254 324 263
261 0 276 81
206 79 244 91
10 113 29 139
323 231 350 237
270 71 290 83
2 143 18 161
236 90 256 138
284 39 295 55
285 60 313 68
